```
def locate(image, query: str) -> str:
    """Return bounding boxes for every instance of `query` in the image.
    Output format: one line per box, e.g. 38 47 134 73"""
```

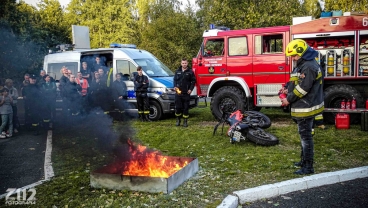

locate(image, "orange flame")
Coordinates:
121 139 189 178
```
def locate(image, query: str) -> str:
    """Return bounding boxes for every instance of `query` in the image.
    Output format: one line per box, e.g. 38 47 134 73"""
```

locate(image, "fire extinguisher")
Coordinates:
351 97 356 110
365 98 368 110
346 99 351 109
341 99 346 109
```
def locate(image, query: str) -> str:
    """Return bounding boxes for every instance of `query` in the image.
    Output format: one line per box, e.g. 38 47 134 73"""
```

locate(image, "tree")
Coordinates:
196 0 306 30
139 0 202 70
65 0 136 48
37 0 70 47
322 0 368 12
303 0 322 19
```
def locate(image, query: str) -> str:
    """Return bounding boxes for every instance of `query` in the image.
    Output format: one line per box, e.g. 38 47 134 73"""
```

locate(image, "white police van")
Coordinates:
44 26 198 120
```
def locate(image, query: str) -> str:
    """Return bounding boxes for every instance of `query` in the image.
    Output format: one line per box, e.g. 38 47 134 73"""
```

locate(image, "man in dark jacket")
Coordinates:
112 73 127 121
173 58 196 127
23 74 43 135
134 66 150 121
64 74 82 116
281 39 324 175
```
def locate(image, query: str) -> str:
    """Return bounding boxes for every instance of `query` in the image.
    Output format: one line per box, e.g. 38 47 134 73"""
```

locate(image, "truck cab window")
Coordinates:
203 39 224 57
255 34 283 54
229 37 248 56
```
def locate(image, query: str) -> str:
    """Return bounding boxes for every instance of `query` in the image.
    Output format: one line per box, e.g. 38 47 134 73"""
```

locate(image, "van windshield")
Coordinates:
134 58 174 77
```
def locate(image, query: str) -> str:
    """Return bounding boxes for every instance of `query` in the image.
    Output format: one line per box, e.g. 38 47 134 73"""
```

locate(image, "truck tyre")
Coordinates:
149 100 162 121
246 127 279 146
211 86 247 121
324 84 363 124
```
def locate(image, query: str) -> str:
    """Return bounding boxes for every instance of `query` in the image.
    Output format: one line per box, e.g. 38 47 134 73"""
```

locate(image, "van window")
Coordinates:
116 60 136 76
255 34 283 55
229 37 248 56
134 58 174 77
47 62 78 81
203 39 224 57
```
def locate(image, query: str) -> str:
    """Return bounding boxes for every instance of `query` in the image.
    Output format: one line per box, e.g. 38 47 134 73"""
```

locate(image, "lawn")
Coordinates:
2 106 367 207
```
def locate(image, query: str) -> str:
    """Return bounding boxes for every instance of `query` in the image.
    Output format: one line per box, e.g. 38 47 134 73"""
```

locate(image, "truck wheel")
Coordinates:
324 84 363 124
211 86 247 121
149 100 162 121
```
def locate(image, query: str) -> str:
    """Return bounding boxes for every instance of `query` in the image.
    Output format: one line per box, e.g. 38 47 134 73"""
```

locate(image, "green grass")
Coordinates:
2 106 367 207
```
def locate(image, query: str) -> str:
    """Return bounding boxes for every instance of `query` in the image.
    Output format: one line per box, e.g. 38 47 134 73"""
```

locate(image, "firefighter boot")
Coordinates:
144 114 152 122
176 117 181 126
183 119 188 127
139 113 145 122
294 150 304 167
294 160 314 175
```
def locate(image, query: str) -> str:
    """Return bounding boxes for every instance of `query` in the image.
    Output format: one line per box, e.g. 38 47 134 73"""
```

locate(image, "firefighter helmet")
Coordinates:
286 39 308 57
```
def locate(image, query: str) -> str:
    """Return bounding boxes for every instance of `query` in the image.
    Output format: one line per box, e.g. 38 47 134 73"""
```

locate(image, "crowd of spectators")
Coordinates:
0 59 128 138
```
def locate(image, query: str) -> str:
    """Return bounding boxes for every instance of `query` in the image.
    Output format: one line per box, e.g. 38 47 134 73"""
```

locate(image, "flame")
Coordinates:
121 139 189 177
176 88 181 94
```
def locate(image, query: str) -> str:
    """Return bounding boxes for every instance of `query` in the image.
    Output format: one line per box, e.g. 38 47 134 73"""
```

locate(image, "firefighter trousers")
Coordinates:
136 92 149 114
175 94 190 118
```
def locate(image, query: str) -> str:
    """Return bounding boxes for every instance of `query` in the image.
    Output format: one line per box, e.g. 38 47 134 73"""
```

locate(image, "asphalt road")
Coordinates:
0 128 47 194
243 177 368 208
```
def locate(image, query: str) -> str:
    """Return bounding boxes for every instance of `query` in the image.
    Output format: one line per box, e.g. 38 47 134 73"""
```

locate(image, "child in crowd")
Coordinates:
0 88 13 138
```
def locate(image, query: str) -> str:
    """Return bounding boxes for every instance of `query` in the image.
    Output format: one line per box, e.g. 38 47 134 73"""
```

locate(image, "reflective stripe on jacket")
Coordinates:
287 58 324 119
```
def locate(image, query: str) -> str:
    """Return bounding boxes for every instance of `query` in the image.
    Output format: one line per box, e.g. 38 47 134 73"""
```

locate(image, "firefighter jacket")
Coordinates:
41 81 57 99
112 80 127 99
134 74 149 92
64 81 82 101
173 67 196 94
287 47 324 119
23 84 42 109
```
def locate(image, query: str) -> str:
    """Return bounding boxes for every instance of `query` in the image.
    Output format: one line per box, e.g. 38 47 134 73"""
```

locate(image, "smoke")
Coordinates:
0 25 45 84
53 107 136 154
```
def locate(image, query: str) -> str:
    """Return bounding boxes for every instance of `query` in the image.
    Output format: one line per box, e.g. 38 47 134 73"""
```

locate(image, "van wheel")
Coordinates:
324 84 363 124
149 100 162 121
211 86 247 121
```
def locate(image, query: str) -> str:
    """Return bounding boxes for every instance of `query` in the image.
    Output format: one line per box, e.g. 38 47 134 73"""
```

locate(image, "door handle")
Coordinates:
278 66 284 70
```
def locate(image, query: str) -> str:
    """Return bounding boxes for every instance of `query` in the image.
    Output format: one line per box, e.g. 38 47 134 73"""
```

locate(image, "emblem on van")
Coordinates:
208 67 214 74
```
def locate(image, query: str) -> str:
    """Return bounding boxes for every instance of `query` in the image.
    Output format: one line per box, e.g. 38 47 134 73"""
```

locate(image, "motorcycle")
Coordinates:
213 110 279 146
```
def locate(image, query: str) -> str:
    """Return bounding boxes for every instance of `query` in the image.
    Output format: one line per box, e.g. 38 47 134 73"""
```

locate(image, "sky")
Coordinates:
23 0 197 9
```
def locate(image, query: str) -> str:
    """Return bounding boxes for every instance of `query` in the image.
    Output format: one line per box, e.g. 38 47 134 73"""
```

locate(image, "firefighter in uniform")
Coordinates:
281 39 324 175
134 66 150 121
24 74 43 135
174 58 196 127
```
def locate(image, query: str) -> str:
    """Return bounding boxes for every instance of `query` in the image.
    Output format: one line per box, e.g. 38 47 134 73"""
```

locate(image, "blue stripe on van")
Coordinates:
151 77 174 88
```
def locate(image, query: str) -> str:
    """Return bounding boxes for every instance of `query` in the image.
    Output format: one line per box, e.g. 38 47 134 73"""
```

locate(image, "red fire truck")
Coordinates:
192 14 368 124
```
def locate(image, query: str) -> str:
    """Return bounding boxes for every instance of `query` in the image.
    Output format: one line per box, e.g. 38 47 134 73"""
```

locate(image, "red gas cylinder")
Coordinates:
346 100 351 109
341 99 346 109
366 99 368 110
335 113 350 129
351 97 356 110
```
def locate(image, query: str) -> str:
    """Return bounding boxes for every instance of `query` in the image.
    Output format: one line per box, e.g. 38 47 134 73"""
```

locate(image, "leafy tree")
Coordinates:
196 0 306 30
322 0 368 12
139 0 202 70
303 0 322 19
0 1 45 82
65 0 136 48
37 0 70 47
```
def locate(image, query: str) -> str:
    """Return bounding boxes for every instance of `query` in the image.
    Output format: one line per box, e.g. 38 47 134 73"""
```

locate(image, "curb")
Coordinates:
217 166 368 208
